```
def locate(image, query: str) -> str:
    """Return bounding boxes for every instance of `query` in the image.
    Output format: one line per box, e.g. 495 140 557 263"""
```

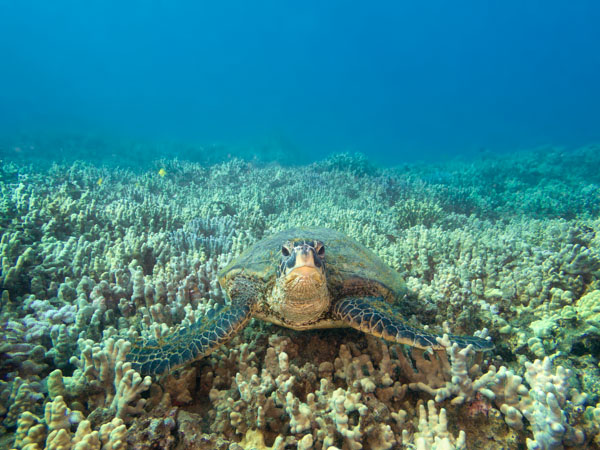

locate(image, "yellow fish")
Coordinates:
158 168 167 177
97 177 103 186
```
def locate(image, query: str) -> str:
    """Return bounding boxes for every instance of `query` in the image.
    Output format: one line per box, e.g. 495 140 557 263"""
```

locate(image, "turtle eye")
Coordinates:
281 245 290 257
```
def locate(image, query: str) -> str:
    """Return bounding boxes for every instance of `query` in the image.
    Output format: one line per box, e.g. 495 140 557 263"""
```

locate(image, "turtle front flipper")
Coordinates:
127 301 252 376
333 296 494 351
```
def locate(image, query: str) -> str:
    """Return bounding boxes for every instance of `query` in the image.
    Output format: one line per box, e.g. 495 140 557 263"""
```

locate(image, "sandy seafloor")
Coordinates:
1 145 600 450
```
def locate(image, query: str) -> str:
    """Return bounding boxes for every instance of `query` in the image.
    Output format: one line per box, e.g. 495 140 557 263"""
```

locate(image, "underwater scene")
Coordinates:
2 146 600 450
1 2 600 450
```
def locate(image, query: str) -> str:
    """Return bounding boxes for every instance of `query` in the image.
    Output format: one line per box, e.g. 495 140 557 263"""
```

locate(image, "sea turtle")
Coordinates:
128 227 493 375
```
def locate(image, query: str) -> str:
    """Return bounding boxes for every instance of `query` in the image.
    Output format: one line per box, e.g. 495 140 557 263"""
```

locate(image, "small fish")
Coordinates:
158 168 167 177
97 177 103 186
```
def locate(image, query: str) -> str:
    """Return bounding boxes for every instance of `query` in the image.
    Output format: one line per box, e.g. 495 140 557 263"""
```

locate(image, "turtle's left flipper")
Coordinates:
332 296 494 351
127 301 252 376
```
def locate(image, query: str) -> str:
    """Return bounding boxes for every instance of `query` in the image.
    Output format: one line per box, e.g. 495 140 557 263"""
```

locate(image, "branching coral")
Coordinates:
1 148 599 450
402 400 467 450
47 338 151 423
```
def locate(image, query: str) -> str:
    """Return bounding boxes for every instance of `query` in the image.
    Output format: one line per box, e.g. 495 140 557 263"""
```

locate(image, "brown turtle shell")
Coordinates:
219 227 407 306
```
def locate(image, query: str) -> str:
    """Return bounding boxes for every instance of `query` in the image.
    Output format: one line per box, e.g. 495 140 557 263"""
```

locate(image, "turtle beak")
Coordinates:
294 246 316 267
279 241 327 303
292 265 316 273
285 260 325 292
289 245 320 276
279 240 325 282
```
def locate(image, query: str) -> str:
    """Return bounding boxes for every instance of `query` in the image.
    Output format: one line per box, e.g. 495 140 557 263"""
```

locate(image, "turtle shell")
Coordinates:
219 227 407 304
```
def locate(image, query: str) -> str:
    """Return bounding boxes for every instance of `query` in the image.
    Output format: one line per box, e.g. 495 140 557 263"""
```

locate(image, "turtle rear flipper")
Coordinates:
333 296 494 351
127 302 252 376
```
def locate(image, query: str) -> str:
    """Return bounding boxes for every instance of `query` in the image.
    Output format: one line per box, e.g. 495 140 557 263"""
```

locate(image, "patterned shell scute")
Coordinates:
218 227 407 301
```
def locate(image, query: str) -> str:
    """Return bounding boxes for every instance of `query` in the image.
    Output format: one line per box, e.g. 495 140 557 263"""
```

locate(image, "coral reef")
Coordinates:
1 145 599 449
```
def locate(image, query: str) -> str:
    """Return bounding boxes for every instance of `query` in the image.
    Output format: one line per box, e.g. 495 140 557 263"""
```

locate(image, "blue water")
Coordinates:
1 0 599 165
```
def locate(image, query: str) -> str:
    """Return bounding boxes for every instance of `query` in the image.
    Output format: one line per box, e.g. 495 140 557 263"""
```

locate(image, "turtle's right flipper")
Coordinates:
127 302 252 376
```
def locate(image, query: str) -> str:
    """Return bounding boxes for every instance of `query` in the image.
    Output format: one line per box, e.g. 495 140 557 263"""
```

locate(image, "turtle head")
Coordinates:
272 239 330 325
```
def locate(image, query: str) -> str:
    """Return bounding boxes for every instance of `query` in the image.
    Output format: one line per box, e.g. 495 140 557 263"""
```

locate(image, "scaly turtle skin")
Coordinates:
128 227 493 375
